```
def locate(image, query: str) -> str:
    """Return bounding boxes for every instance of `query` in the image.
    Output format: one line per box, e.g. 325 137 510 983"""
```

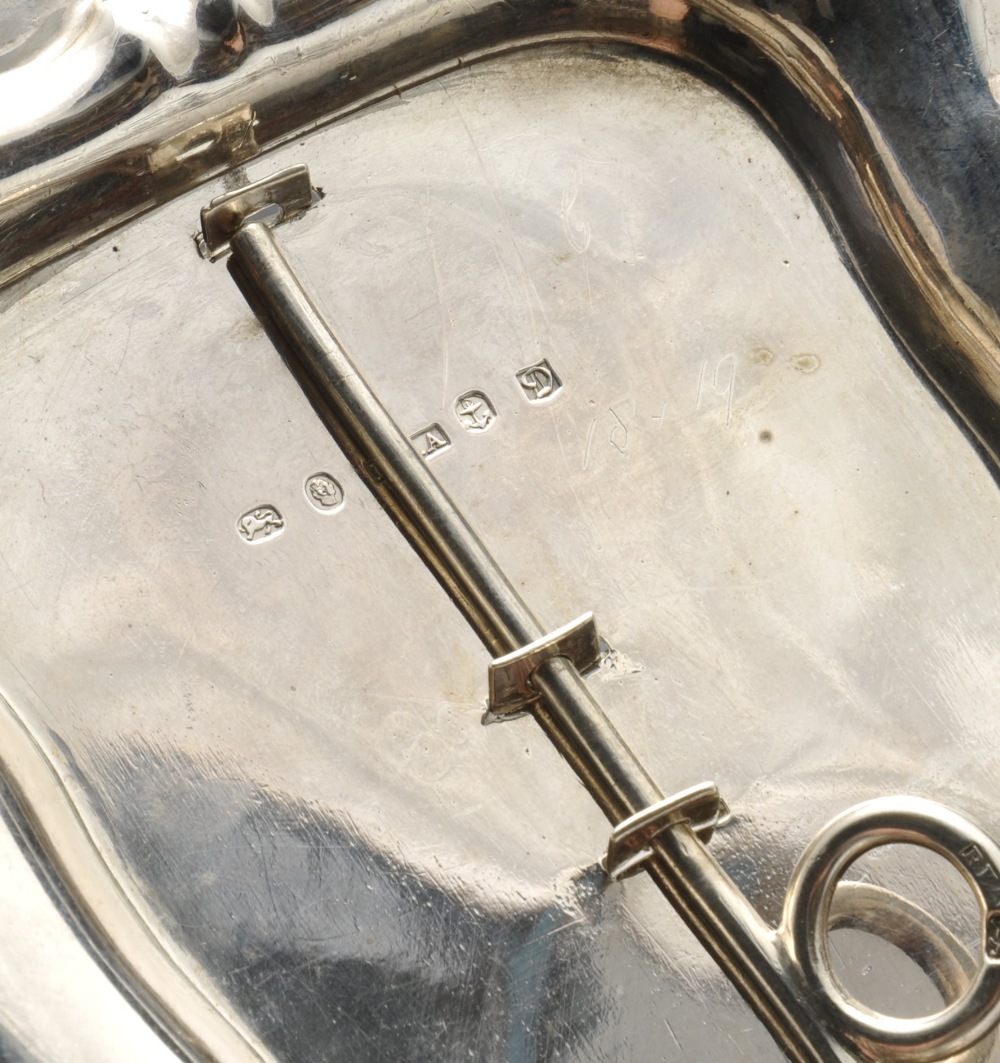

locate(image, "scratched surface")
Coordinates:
1 44 1000 1060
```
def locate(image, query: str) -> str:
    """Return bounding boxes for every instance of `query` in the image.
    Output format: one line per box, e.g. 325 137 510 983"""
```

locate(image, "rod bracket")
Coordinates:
199 165 315 260
488 612 601 716
604 782 732 881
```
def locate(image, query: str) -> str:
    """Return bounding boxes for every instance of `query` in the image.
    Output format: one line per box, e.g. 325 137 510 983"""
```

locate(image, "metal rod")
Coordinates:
227 220 849 1063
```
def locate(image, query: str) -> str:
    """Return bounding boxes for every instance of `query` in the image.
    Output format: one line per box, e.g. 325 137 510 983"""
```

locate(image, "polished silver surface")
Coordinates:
4 3 1000 1062
226 210 843 1061
0 799 180 1063
224 193 1000 1059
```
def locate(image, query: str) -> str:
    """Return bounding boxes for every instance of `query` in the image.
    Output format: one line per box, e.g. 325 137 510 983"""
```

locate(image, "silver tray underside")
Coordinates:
3 11 1000 1063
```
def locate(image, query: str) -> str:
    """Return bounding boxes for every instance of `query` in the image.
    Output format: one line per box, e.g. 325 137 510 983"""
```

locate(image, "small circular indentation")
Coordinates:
304 473 345 513
759 429 773 443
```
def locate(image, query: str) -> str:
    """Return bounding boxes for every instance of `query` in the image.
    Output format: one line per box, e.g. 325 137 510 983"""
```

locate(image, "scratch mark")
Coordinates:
365 692 472 709
250 815 280 921
695 359 707 410
423 181 452 407
619 175 641 262
560 164 591 253
550 411 594 528
724 1029 749 1057
0 546 37 608
582 417 597 470
546 408 607 561
52 468 125 606
717 355 736 426
117 308 136 374
442 84 554 365
664 1017 683 1052
609 404 628 455
536 915 585 941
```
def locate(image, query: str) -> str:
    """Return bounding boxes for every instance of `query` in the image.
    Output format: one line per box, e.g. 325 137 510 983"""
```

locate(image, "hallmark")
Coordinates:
411 423 452 460
516 359 562 402
960 842 1000 908
305 473 345 512
988 912 1000 962
237 505 285 543
454 390 497 433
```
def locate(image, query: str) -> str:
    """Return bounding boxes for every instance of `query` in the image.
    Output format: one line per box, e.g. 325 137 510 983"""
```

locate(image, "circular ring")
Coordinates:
780 797 1000 1062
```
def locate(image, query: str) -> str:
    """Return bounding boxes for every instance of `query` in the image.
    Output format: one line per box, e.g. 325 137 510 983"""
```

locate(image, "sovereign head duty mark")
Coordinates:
305 472 345 512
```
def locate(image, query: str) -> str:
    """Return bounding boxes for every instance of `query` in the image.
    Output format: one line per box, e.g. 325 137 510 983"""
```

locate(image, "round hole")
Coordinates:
826 843 982 1020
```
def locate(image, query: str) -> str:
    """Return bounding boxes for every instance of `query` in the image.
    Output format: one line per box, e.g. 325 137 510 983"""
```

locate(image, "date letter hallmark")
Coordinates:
237 505 285 544
411 423 452 460
454 391 497 433
516 360 562 403
305 473 345 513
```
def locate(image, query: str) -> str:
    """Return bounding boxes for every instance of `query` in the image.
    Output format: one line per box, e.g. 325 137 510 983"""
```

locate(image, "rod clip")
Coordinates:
488 612 601 715
199 165 315 259
604 782 732 881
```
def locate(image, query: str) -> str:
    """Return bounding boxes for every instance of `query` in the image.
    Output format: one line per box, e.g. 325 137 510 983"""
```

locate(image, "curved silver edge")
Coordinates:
0 680 273 1063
